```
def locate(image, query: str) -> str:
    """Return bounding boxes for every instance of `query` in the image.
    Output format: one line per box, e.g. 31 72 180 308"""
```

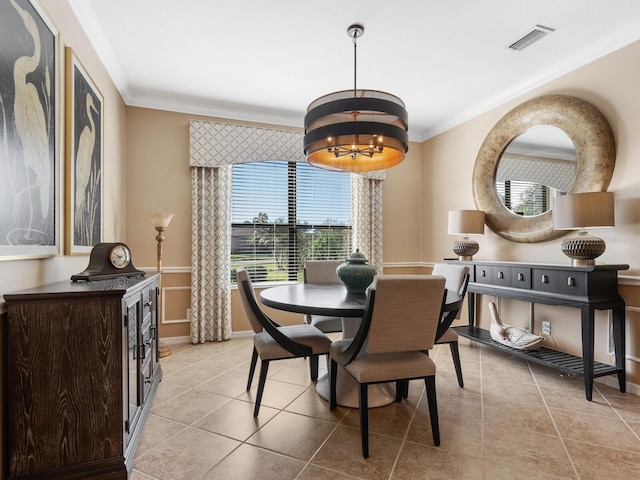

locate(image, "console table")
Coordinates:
446 260 628 400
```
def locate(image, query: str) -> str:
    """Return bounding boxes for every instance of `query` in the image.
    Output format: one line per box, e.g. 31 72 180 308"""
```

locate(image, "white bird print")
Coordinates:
10 0 51 221
75 93 98 218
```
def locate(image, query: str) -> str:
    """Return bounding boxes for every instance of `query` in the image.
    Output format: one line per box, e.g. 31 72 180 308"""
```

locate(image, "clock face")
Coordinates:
109 245 131 269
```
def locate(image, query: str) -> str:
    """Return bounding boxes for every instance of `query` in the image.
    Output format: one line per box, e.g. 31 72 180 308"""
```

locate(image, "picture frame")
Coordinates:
64 46 103 255
0 0 61 260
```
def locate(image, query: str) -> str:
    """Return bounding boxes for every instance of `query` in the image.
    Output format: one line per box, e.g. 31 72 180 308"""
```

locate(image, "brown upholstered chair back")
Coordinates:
365 275 446 354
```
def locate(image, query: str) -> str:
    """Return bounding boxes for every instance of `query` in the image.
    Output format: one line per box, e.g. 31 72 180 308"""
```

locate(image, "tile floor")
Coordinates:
131 335 640 480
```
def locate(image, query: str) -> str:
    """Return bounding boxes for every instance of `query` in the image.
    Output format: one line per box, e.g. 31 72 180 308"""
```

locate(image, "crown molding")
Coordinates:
68 0 130 98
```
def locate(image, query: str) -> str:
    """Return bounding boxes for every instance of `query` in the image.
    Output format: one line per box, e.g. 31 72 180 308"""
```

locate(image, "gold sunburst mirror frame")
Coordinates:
472 94 616 243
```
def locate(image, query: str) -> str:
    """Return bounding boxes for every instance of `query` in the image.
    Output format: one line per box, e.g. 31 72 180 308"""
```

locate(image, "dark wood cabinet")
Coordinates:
446 260 628 401
4 274 162 479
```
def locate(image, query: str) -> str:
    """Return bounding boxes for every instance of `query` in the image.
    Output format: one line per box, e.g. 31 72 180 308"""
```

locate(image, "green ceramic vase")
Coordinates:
336 249 377 294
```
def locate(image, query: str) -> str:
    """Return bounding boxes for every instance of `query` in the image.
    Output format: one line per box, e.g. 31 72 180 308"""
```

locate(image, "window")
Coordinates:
496 180 562 216
231 160 351 283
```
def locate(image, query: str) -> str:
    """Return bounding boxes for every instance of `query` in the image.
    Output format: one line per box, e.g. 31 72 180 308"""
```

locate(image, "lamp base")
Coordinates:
560 230 606 267
159 342 172 358
452 237 479 261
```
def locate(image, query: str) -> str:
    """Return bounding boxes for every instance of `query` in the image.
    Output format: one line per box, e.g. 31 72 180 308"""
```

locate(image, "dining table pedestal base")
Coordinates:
315 370 396 408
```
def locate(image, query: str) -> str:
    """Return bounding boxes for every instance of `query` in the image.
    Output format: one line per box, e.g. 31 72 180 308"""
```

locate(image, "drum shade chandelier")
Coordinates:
303 24 409 172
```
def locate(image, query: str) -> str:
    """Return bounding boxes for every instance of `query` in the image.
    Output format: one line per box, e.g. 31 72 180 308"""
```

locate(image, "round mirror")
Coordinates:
496 126 576 217
473 95 615 243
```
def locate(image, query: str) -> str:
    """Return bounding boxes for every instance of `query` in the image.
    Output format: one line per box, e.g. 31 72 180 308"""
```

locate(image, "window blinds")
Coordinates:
231 160 352 283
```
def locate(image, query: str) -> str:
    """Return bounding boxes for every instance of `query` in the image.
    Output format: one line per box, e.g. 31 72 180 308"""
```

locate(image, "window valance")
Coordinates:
189 120 385 180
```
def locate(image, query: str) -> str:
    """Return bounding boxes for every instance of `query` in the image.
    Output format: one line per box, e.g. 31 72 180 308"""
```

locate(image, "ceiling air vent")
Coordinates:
507 25 555 51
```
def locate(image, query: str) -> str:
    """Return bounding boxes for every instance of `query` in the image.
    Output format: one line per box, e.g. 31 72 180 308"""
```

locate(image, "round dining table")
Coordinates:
260 282 463 408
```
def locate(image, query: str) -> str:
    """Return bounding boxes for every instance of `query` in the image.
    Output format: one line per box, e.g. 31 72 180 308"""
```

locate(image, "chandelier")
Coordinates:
303 24 409 172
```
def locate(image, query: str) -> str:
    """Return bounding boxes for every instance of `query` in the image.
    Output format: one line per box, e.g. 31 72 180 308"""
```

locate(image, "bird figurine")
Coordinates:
488 302 544 350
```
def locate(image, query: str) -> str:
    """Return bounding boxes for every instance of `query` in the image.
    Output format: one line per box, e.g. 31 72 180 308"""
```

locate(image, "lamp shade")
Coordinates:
448 210 486 235
553 192 614 230
147 212 175 229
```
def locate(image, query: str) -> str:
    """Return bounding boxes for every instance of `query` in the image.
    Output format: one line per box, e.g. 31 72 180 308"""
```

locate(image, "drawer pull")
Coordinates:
541 275 548 284
517 273 524 281
481 270 487 277
568 276 575 286
498 271 504 279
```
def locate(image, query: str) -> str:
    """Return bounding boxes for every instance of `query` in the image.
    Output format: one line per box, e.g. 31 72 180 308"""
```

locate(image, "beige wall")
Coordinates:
421 40 640 387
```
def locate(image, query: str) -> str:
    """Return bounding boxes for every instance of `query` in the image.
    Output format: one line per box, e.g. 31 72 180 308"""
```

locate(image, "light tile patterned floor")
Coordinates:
131 336 640 480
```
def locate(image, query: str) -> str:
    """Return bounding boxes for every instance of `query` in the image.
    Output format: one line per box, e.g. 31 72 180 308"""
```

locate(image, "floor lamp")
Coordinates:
148 213 175 358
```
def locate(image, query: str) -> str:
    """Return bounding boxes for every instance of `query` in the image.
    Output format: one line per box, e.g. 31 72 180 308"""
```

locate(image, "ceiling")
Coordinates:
69 0 640 142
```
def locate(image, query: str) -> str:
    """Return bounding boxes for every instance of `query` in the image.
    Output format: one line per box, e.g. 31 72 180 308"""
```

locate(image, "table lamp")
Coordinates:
553 191 614 266
448 210 485 261
148 212 175 357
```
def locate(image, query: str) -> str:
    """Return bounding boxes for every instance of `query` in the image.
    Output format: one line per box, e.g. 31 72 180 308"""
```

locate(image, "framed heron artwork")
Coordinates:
64 47 103 255
0 0 61 259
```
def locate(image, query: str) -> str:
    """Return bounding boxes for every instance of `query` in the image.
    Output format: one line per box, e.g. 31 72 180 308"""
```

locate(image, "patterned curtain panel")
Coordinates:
189 121 304 342
351 174 384 273
190 166 232 342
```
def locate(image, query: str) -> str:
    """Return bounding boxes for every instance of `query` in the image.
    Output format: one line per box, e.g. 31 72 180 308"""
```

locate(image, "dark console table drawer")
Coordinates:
533 268 558 293
557 271 587 296
475 265 491 284
490 266 510 287
510 266 531 289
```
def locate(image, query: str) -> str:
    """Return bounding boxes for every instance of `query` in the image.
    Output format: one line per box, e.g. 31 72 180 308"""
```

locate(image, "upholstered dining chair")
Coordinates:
329 275 447 458
236 267 332 417
303 260 344 333
432 263 470 388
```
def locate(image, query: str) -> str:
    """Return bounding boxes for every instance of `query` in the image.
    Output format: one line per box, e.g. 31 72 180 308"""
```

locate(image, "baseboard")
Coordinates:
159 336 191 345
159 330 254 345
595 375 640 397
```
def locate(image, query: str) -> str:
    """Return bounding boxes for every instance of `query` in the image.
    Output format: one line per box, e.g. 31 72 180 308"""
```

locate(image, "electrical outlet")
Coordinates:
541 321 551 335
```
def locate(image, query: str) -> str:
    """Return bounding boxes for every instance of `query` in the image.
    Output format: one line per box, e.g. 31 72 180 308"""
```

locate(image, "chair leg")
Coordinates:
425 376 440 446
395 380 409 401
395 381 403 402
247 347 258 391
449 341 464 388
253 360 270 417
358 383 369 458
329 357 338 410
309 354 319 381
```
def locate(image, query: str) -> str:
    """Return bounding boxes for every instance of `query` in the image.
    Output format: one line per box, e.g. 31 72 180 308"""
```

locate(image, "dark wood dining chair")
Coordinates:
236 267 332 416
328 275 447 458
